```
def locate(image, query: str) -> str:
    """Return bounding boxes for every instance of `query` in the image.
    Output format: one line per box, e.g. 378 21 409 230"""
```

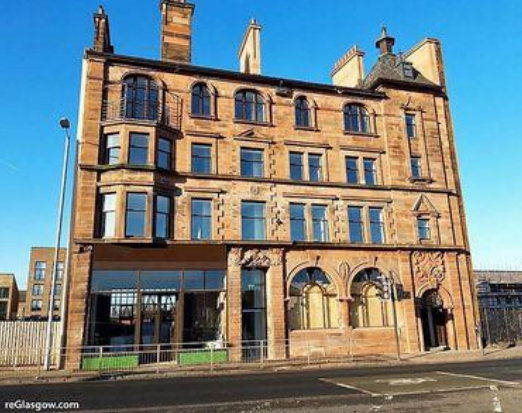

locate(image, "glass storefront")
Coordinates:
88 269 226 349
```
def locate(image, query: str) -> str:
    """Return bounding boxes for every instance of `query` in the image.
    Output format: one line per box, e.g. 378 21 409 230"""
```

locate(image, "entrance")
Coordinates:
420 289 448 350
140 293 177 347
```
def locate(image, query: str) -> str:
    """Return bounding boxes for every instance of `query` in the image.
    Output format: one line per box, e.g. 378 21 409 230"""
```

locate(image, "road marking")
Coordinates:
319 378 381 397
374 377 438 386
435 371 521 387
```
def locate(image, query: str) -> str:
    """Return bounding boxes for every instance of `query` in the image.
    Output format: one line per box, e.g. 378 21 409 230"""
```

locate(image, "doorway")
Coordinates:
140 293 177 350
420 289 448 350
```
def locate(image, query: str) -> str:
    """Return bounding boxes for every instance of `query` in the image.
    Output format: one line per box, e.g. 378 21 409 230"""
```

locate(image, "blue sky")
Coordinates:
0 0 521 289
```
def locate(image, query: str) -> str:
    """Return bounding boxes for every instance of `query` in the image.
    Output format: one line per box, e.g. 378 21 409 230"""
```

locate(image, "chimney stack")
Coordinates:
239 19 262 75
376 25 395 56
93 5 113 53
160 0 195 64
331 46 365 88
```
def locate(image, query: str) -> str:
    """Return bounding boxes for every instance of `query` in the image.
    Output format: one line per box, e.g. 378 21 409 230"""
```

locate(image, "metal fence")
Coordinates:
0 336 399 377
480 306 522 346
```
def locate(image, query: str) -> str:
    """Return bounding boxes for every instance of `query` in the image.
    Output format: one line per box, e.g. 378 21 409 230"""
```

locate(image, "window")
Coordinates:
53 299 60 311
418 217 431 241
344 104 370 133
34 262 46 281
241 201 266 241
31 299 43 312
411 156 422 179
348 206 364 243
312 205 329 242
103 133 120 165
363 158 377 185
235 90 266 122
346 157 359 184
123 76 159 121
157 138 172 169
191 144 212 174
369 207 385 244
288 268 339 330
290 203 306 242
405 114 416 138
351 268 392 328
100 193 116 238
125 193 147 238
129 133 149 165
295 96 311 128
240 148 264 178
289 152 304 181
191 199 212 240
241 269 267 346
0 288 9 299
155 195 170 239
308 154 323 182
0 302 7 320
56 262 64 280
191 83 211 117
54 284 62 296
32 284 44 297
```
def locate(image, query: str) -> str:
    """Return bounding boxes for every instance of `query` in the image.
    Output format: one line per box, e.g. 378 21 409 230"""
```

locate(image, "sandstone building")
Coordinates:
66 0 478 364
25 247 67 320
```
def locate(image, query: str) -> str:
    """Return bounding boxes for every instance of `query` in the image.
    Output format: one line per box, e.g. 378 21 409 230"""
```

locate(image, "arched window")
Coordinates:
191 83 211 117
295 96 311 128
350 268 392 328
343 104 370 133
123 76 159 121
288 267 339 330
235 90 266 122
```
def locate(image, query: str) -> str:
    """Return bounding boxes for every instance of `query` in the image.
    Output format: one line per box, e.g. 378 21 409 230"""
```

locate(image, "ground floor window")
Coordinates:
87 269 226 349
288 267 339 330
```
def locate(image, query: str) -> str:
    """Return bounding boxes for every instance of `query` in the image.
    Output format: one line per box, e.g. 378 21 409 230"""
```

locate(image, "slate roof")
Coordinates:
363 53 436 91
475 271 522 284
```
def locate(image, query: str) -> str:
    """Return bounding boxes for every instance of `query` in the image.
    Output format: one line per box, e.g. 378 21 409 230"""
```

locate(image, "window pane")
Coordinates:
312 205 329 242
411 157 422 178
363 158 377 185
205 270 226 291
184 270 205 290
105 133 120 165
129 133 149 165
125 193 147 237
155 195 170 239
290 152 304 181
369 207 385 244
241 148 264 178
242 202 266 241
418 218 431 240
346 157 359 184
290 203 306 242
348 206 364 243
102 193 116 238
157 138 172 169
406 114 416 138
308 154 322 182
191 144 212 174
191 199 212 240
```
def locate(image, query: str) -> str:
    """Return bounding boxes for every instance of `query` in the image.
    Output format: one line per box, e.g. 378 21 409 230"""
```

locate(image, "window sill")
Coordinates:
294 126 319 132
343 130 379 138
234 119 271 127
189 113 218 121
410 176 434 184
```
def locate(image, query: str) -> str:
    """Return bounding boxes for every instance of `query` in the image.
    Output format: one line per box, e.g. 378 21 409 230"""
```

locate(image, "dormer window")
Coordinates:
343 104 370 134
295 96 311 128
191 83 211 117
235 90 266 123
402 62 414 79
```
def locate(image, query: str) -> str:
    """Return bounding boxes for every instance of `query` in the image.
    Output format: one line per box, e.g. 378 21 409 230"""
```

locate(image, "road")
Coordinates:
0 358 521 412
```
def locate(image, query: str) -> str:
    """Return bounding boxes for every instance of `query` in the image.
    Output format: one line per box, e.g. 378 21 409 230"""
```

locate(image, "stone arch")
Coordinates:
346 261 401 300
416 283 454 310
286 261 342 300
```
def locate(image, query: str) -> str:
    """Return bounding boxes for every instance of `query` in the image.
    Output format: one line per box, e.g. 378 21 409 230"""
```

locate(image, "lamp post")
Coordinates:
379 273 401 361
43 118 71 371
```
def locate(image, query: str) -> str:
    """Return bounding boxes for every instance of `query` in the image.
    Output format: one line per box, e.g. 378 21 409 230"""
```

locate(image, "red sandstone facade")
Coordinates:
65 1 479 366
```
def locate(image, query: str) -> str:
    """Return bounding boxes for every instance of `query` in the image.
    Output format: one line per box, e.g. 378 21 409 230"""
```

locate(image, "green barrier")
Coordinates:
82 354 140 371
177 349 228 365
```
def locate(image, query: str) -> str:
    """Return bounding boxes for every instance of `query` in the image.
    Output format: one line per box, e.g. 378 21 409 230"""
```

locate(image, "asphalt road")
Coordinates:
0 358 521 413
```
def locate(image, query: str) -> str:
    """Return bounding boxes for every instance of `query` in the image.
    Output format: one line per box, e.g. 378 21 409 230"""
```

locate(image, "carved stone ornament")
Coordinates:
412 251 445 286
232 248 283 268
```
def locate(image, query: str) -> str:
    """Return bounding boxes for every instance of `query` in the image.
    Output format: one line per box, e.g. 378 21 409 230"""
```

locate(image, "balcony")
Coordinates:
101 82 182 130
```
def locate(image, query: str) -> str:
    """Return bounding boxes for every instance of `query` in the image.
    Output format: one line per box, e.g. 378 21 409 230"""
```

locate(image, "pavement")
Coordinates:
0 348 521 412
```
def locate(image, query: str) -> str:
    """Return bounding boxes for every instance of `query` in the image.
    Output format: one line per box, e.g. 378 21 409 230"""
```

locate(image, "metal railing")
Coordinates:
101 96 182 130
0 336 400 377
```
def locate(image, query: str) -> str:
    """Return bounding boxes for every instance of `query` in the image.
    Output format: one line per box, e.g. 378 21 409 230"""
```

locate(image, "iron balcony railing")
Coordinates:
101 96 182 130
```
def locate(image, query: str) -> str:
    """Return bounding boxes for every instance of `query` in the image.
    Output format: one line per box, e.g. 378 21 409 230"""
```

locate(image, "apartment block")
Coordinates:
0 274 19 321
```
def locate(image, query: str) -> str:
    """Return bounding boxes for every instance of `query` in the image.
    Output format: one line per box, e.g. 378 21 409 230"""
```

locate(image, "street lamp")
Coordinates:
379 273 401 361
43 117 71 371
